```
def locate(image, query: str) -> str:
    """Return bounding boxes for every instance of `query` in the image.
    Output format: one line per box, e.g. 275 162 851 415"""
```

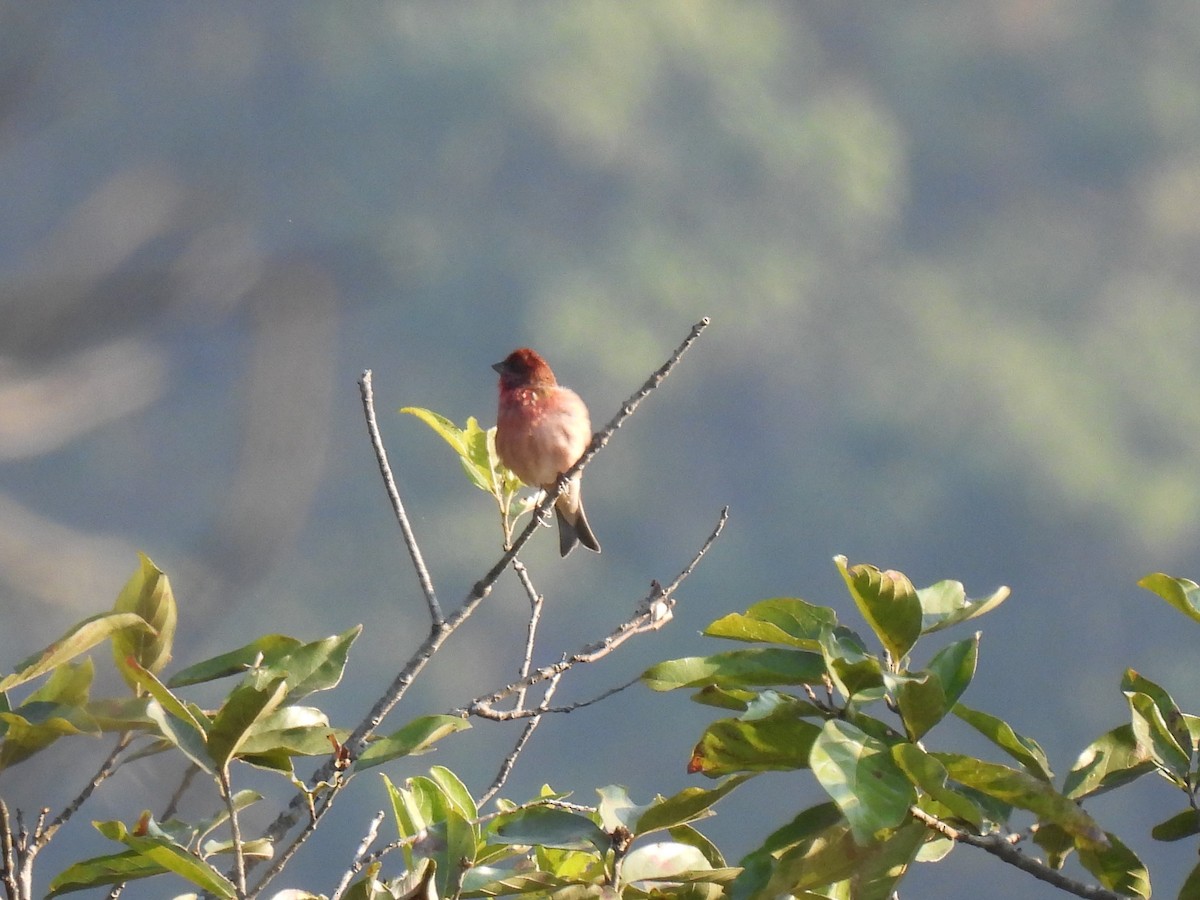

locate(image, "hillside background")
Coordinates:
3 4 1200 897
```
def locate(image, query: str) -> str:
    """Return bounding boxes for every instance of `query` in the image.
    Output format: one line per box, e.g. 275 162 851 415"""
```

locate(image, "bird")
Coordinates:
493 348 601 557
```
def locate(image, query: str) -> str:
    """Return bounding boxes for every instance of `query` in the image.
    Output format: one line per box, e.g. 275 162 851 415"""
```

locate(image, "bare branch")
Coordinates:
512 558 544 712
219 768 247 899
1 799 20 900
330 811 386 900
909 807 1126 900
249 319 713 895
478 671 565 807
472 676 639 722
37 732 134 846
360 369 443 625
466 506 728 715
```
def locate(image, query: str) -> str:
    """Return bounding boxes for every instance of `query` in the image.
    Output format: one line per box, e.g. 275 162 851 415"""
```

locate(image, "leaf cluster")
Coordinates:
640 557 1200 899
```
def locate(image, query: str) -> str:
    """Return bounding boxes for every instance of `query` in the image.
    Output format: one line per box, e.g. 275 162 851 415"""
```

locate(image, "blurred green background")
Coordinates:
3 3 1200 897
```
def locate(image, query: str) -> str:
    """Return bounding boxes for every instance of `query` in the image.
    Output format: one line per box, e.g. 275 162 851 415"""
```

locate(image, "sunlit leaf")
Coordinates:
1064 724 1154 799
932 753 1105 847
687 712 821 777
703 599 837 650
810 719 915 844
0 613 152 693
355 715 471 771
636 774 753 834
1138 572 1200 625
167 635 304 687
90 820 236 898
256 626 361 700
891 743 982 829
1126 691 1191 784
896 636 978 741
112 553 177 692
834 557 922 662
917 580 1010 634
818 626 884 702
620 842 711 884
642 649 826 691
207 676 289 769
952 703 1053 781
492 806 609 853
1077 831 1150 899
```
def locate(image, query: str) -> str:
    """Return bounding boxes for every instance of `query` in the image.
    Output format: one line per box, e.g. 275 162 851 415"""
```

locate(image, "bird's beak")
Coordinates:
491 361 505 374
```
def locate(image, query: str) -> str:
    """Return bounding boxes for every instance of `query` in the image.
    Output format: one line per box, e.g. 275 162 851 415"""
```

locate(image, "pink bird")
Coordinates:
493 348 601 557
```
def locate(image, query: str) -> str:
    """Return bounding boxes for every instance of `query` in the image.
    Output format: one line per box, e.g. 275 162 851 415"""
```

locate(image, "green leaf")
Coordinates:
689 685 758 710
145 700 212 774
430 764 478 822
47 849 175 896
895 636 978 742
1151 808 1200 841
596 785 649 832
1182 859 1200 900
1063 724 1154 799
1127 692 1191 784
636 774 754 834
1122 669 1192 760
0 698 100 769
91 820 236 898
382 774 422 871
703 599 837 650
0 612 153 693
112 553 177 692
207 675 289 769
492 806 609 853
1032 821 1074 869
1077 831 1150 899
740 809 911 900
258 626 362 700
687 712 822 777
932 753 1106 847
355 715 472 771
810 720 915 844
952 703 1053 781
641 648 827 691
891 743 982 829
917 580 1010 634
619 842 712 885
925 634 979 709
819 626 884 702
402 407 500 494
834 557 922 662
167 635 304 687
237 706 342 756
667 823 726 869
1138 571 1200 624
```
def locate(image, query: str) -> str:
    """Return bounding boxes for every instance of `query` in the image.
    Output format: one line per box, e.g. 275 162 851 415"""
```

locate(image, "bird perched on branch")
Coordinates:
493 348 601 557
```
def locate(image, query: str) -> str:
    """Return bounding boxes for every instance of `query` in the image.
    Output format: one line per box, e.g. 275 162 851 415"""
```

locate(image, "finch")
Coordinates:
493 348 601 557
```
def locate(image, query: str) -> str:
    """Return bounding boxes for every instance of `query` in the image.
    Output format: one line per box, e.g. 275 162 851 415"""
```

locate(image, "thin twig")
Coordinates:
512 558 544 712
909 807 1125 900
0 800 19 900
248 319 712 895
330 811 386 900
466 507 728 713
360 370 443 626
479 671 565 807
38 732 134 846
161 763 201 821
472 677 639 722
219 768 247 899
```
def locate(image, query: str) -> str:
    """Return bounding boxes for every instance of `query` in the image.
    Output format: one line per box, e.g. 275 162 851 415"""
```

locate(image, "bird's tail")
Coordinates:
556 501 601 557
